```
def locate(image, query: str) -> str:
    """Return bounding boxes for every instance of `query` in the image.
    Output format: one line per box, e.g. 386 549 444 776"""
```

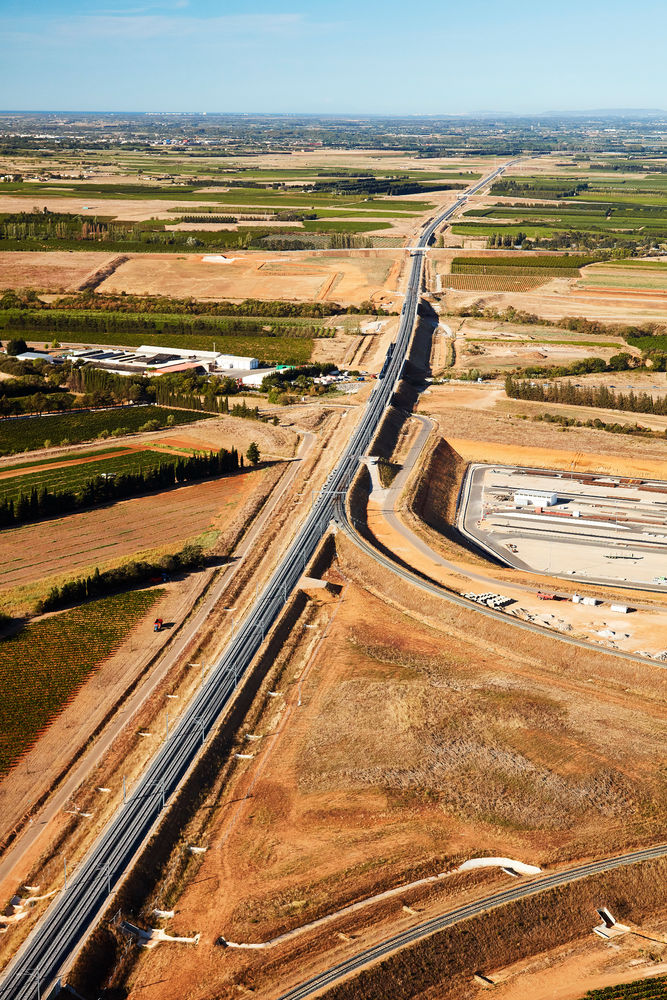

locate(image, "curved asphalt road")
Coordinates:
277 842 667 1000
0 165 514 1000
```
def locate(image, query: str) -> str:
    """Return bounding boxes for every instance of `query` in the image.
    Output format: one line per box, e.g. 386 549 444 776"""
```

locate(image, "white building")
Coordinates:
514 490 558 508
215 355 259 371
139 345 220 364
240 369 275 387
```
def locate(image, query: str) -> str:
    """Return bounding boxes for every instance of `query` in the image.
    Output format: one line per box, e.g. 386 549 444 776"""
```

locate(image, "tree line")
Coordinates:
511 353 636 380
490 179 590 199
154 386 269 421
0 308 317 340
0 448 240 529
505 375 667 415
1 289 389 319
36 543 206 614
486 232 529 248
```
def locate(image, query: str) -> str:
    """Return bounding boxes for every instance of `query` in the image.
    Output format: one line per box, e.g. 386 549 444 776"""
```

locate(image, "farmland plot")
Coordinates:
0 448 173 505
0 590 162 775
0 406 212 456
442 274 549 292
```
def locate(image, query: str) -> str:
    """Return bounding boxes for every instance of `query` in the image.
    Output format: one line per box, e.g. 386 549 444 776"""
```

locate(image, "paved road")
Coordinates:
460 462 667 596
276 842 667 1000
0 431 315 902
0 163 515 1000
348 417 667 670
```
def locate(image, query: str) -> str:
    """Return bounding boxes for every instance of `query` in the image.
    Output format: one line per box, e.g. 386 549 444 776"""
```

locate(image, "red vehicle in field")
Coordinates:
153 618 164 632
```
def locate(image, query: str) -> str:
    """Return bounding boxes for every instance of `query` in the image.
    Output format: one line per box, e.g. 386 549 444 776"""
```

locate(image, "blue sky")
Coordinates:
1 0 666 114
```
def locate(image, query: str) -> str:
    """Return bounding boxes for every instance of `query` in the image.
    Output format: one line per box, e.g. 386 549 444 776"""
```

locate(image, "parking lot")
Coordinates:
460 463 667 590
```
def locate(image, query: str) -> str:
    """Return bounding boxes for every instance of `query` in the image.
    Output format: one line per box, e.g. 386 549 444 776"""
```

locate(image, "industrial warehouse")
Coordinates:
60 345 262 378
460 464 667 591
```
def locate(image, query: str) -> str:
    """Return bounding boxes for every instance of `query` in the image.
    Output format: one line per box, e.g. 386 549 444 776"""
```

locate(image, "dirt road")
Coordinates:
0 433 314 901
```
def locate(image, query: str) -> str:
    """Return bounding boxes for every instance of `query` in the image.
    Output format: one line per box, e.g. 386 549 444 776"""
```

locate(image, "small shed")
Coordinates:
515 489 558 508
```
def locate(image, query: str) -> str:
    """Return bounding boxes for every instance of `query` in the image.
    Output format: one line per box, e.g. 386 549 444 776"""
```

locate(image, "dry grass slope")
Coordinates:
323 858 667 1000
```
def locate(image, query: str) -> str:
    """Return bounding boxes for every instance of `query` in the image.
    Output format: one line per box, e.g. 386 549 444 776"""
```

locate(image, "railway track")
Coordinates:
0 162 515 1000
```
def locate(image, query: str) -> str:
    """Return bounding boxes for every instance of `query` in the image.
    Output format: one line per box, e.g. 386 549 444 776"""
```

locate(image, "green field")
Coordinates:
0 324 315 367
0 589 163 775
472 169 667 249
0 449 174 504
0 446 125 474
0 307 320 336
452 223 559 238
0 180 435 213
302 219 393 233
578 976 667 1000
578 273 667 290
452 255 597 271
603 259 667 269
0 405 212 456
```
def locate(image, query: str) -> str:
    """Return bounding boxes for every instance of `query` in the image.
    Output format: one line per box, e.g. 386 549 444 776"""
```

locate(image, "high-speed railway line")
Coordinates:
0 163 513 1000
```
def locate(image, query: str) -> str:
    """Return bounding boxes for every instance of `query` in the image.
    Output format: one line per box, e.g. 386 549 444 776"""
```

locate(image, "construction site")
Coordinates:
460 464 667 591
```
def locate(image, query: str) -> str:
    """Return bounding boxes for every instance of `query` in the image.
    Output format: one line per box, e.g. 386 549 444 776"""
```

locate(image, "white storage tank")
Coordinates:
610 603 630 614
582 596 600 606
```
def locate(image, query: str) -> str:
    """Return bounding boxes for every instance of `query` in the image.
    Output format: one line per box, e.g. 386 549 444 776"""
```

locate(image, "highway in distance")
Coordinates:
0 162 512 1000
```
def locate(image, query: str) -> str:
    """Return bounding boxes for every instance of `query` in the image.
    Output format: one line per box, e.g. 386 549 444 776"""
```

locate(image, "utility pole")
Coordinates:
63 857 67 891
26 968 40 1000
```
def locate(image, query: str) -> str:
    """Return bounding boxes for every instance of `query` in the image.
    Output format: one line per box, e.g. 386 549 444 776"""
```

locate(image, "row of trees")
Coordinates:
505 375 667 415
154 387 269 421
0 390 75 416
512 353 635 380
0 448 240 529
486 232 528 248
1 289 387 319
534 411 660 438
490 179 589 199
36 543 206 614
1 308 319 339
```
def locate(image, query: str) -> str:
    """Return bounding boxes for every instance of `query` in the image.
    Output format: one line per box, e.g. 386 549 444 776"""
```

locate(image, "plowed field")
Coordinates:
443 274 547 292
0 250 118 292
0 469 263 595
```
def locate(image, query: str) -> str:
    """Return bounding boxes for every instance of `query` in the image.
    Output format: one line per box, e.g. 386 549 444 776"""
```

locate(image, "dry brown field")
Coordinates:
94 249 401 306
0 471 261 602
481 921 667 1000
0 250 119 293
417 384 667 477
441 277 667 325
452 318 633 373
123 551 667 1000
456 336 624 374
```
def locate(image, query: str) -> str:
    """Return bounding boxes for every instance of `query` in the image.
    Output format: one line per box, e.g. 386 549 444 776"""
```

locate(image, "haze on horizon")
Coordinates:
1 0 666 117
